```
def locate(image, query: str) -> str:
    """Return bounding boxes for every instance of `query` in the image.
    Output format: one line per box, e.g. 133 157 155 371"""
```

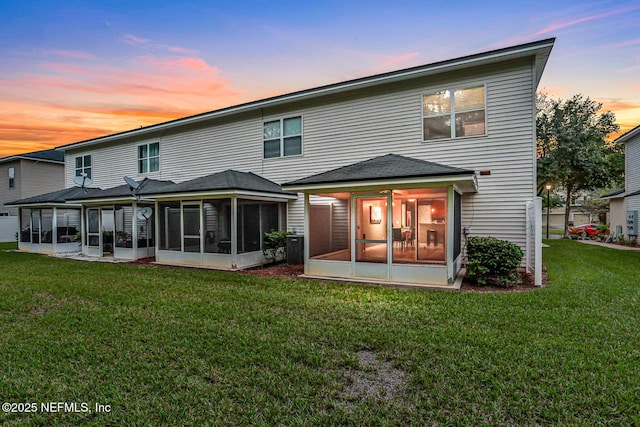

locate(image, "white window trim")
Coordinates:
138 142 160 174
75 155 92 179
263 115 304 159
421 84 487 141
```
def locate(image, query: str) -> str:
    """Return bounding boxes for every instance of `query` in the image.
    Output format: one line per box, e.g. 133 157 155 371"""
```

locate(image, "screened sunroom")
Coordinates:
66 178 172 260
149 170 296 270
7 187 98 254
284 154 477 287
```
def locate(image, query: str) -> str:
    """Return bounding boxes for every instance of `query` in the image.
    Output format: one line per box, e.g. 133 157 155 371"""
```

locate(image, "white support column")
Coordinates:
231 197 238 269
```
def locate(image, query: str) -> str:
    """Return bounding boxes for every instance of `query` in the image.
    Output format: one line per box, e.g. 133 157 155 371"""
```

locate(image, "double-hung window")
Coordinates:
138 142 160 173
8 167 14 188
263 116 302 159
75 155 92 179
423 85 486 141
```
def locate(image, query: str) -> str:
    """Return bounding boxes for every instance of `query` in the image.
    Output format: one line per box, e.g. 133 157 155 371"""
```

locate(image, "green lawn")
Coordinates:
0 240 639 426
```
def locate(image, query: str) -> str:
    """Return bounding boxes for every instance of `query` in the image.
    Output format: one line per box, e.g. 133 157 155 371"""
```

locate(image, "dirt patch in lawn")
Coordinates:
337 350 411 410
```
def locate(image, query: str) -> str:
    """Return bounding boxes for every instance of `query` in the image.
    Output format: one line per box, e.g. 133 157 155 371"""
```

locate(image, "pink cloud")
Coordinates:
604 38 640 49
381 52 420 68
531 5 639 37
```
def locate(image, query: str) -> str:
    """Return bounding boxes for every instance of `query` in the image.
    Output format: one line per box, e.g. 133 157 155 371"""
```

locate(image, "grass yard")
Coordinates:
0 240 639 426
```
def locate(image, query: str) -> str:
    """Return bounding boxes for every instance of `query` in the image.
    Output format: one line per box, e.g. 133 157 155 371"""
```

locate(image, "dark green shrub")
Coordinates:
467 236 524 286
263 230 295 264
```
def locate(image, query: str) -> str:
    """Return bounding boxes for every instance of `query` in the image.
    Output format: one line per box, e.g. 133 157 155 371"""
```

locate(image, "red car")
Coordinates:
569 223 603 238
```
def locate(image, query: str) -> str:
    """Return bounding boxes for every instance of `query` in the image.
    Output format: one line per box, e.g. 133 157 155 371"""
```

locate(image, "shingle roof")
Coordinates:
66 178 175 201
65 171 293 201
0 149 64 164
149 170 293 196
284 154 474 187
6 186 101 206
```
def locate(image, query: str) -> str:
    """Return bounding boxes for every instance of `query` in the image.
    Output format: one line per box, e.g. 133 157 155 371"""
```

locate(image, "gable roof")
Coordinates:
615 124 640 144
56 38 555 152
149 170 295 197
66 178 174 201
6 186 101 206
0 149 64 165
284 154 474 187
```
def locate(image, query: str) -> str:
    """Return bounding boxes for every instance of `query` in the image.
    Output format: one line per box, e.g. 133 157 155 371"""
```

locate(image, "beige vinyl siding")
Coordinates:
0 160 21 215
20 160 65 198
626 137 640 211
63 58 536 250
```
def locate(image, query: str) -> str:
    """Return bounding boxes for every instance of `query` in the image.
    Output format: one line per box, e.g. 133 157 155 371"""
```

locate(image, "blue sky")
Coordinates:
1 0 638 156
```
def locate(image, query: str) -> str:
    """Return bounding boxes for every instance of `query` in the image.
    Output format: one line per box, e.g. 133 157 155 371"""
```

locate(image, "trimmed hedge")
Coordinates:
467 236 523 286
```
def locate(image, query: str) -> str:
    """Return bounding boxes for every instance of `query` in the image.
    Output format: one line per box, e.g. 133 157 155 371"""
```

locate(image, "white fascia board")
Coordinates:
147 189 298 202
284 173 478 193
10 203 81 208
615 125 640 143
71 196 137 204
56 41 554 152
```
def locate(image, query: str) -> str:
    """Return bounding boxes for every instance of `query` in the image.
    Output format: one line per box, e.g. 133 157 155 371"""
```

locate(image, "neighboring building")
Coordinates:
0 149 65 242
0 149 65 216
608 124 640 240
12 38 554 287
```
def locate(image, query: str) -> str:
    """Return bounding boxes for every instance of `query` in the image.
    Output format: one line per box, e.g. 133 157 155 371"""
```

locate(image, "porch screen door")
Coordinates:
354 196 388 280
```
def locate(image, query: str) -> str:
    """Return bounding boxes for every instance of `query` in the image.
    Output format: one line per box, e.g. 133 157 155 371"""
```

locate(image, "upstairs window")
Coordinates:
138 142 160 173
263 116 302 159
75 155 92 179
8 167 14 188
423 85 485 141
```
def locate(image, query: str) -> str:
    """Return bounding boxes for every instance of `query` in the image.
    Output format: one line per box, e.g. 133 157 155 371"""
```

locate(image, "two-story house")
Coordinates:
0 149 65 242
10 38 554 287
606 124 640 240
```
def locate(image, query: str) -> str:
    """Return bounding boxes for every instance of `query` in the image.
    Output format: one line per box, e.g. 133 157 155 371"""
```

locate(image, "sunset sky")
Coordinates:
1 0 639 157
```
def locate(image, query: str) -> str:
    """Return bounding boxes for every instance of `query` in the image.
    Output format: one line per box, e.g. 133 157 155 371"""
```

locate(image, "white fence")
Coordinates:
525 198 542 287
0 216 19 243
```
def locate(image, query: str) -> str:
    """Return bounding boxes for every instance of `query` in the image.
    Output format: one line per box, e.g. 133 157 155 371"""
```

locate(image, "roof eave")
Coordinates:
615 124 640 144
56 38 555 152
148 189 298 201
283 173 478 193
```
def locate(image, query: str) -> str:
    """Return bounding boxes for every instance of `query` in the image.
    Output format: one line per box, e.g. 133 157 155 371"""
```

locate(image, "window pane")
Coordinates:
139 159 147 174
263 121 281 140
41 209 53 243
309 194 350 261
423 90 451 116
149 142 159 157
424 116 451 140
149 157 159 172
76 157 82 169
183 206 200 236
264 139 281 158
184 237 200 252
20 209 31 242
159 202 181 251
75 169 82 177
137 205 154 248
56 209 80 243
88 235 100 246
283 136 302 156
454 86 484 111
31 210 40 244
85 168 92 179
455 110 486 137
138 145 147 159
283 117 301 136
88 209 99 233
115 206 133 248
84 156 91 167
203 199 231 254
